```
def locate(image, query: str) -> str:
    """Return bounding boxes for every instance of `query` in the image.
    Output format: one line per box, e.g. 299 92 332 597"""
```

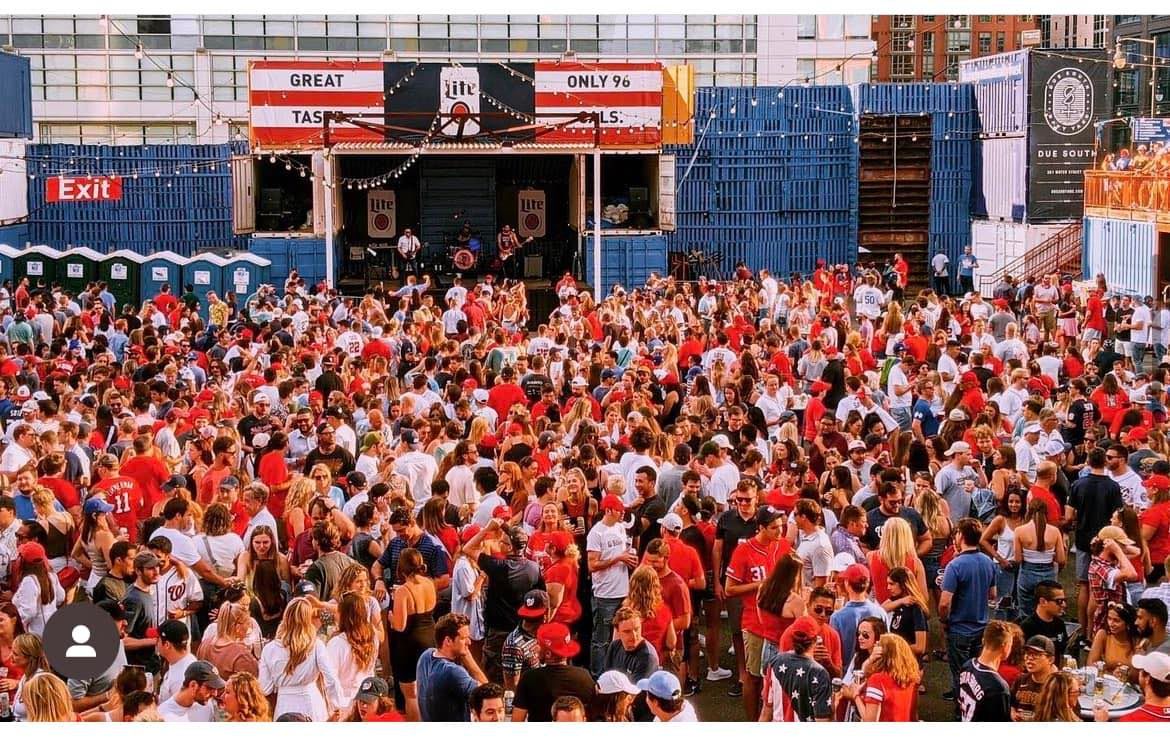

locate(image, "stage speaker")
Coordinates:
524 254 543 279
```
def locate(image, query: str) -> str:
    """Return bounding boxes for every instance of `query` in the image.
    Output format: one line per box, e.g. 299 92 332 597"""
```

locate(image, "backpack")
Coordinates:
879 357 898 389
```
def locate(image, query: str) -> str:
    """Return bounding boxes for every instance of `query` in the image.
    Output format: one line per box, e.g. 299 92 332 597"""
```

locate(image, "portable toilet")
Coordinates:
139 250 189 305
99 250 144 311
222 252 272 306
184 251 229 318
59 246 104 297
14 245 63 289
0 244 21 286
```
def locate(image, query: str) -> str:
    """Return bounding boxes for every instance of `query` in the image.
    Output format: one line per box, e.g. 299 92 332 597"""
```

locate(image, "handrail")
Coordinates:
977 221 1083 295
1085 170 1170 214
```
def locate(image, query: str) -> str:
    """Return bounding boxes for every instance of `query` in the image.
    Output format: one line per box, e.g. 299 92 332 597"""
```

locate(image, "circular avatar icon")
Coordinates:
43 603 122 680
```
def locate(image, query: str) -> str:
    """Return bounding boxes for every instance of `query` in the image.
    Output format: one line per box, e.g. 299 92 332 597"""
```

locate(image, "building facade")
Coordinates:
871 14 1039 82
0 13 874 145
1110 15 1170 119
1039 15 1109 48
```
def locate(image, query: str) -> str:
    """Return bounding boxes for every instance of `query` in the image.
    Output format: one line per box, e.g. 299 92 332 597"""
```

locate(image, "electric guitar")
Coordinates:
499 235 534 262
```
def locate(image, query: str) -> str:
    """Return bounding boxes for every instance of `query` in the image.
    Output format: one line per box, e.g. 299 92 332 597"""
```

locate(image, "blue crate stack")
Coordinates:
665 85 859 277
26 141 250 255
856 82 978 282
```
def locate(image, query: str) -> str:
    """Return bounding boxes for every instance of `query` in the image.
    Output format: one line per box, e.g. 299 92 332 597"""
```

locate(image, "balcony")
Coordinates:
1084 170 1170 223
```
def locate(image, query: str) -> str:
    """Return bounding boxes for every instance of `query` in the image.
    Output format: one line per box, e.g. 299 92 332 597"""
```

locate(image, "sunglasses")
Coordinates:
812 605 833 616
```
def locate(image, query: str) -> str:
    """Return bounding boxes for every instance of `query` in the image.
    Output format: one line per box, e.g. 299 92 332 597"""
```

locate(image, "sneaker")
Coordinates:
706 667 733 682
684 679 700 697
697 634 707 649
726 681 743 697
728 645 735 656
941 689 955 701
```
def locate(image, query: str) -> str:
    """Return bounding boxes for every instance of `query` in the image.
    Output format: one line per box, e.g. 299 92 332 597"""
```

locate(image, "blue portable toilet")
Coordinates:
0 244 21 287
184 252 228 318
99 250 144 311
139 250 189 305
222 253 272 307
59 246 105 297
15 245 64 289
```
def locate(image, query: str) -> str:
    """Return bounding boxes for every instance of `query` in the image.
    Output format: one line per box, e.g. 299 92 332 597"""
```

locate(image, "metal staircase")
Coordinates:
977 221 1083 295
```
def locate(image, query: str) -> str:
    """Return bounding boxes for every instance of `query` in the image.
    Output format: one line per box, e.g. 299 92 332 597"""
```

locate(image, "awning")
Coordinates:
289 141 659 155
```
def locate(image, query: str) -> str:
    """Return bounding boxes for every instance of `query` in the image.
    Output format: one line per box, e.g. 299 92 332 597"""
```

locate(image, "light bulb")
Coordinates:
166 74 175 88
135 45 144 60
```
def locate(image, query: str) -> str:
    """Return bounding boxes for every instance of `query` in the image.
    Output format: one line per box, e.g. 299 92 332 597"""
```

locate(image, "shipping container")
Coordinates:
970 220 1072 295
1082 216 1158 298
0 52 33 139
249 235 331 291
0 139 28 224
971 136 1027 221
0 224 28 250
958 51 1029 136
585 234 669 291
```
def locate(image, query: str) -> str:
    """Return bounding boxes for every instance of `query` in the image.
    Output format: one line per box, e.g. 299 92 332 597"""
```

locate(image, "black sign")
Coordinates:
384 63 534 140
1027 49 1108 222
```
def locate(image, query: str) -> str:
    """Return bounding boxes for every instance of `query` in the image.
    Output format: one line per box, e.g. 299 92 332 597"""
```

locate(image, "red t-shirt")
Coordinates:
198 465 234 507
640 603 674 659
779 620 843 675
121 455 171 514
1140 501 1170 565
91 475 148 536
37 476 80 511
663 536 704 588
487 382 527 420
1027 485 1063 526
545 560 581 625
1119 702 1170 721
257 451 290 521
726 536 792 638
862 671 917 722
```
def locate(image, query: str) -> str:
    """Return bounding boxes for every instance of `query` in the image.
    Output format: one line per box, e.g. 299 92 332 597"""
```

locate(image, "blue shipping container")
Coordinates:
0 52 33 139
1082 216 1157 298
584 235 669 291
0 222 29 249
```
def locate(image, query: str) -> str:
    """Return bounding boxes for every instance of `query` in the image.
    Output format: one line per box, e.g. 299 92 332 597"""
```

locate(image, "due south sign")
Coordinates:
46 175 123 203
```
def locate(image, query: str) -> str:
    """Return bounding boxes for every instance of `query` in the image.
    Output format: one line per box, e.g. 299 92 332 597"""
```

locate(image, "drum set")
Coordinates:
450 237 481 274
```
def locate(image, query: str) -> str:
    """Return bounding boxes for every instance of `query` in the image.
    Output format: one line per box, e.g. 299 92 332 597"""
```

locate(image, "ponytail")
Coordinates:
1027 498 1049 553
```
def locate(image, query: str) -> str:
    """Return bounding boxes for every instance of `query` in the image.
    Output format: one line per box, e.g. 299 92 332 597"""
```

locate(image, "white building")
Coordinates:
0 13 874 144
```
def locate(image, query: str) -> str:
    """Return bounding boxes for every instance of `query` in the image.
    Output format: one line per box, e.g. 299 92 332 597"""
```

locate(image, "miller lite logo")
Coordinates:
1044 67 1094 136
440 66 480 137
518 189 546 239
367 189 397 238
46 175 123 203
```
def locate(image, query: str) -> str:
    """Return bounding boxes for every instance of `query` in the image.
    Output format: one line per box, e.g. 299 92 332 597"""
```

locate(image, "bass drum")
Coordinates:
453 248 476 272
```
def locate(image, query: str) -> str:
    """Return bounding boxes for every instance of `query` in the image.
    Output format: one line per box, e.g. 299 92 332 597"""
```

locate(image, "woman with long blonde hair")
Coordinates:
327 591 379 710
856 633 921 721
467 416 490 448
866 516 928 604
1031 671 1081 722
221 672 271 722
622 566 676 664
23 672 75 722
283 475 316 541
31 488 75 572
259 597 343 721
196 601 259 678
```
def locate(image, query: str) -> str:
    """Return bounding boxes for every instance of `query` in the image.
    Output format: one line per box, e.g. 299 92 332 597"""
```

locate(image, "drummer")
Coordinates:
1094 652 1170 721
455 221 475 251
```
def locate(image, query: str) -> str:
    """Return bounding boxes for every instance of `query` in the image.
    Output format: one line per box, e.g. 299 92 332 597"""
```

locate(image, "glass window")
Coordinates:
419 23 447 38
891 15 915 29
846 15 870 38
389 38 418 52
327 37 358 51
715 40 743 53
996 31 1005 52
568 38 597 53
299 37 328 50
299 21 327 35
796 58 815 81
687 24 714 39
538 39 567 52
628 24 654 39
715 24 742 40
978 32 991 53
686 39 715 54
818 15 844 39
419 39 448 52
510 24 538 37
267 37 295 50
797 16 816 39
481 23 508 38
481 38 509 52
74 35 106 49
659 23 684 38
598 39 626 53
892 31 913 53
892 56 914 77
947 31 971 52
137 15 171 35
922 54 934 78
658 38 685 54
922 32 934 53
389 22 416 37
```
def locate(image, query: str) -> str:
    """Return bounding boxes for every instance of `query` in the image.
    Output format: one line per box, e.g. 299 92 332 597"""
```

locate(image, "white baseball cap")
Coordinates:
1133 651 1170 682
710 434 733 450
596 670 640 696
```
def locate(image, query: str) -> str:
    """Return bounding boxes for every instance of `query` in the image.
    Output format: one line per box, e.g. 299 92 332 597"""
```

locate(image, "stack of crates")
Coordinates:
856 82 978 285
26 141 250 255
665 85 859 277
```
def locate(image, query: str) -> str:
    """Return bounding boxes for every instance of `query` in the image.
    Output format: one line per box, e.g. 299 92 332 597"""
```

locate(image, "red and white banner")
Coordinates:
249 61 384 146
534 61 663 146
46 175 122 203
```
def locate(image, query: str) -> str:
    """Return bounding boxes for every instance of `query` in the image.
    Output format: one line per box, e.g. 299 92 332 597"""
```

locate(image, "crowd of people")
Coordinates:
1095 141 1170 212
1 259 1170 724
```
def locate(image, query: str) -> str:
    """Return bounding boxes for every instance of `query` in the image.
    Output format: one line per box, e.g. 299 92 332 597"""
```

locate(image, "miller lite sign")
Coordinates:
46 175 122 203
367 189 397 238
440 66 480 137
518 189 546 239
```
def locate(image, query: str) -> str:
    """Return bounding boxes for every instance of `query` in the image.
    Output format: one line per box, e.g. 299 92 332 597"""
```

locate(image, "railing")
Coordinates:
1085 170 1170 215
977 221 1084 296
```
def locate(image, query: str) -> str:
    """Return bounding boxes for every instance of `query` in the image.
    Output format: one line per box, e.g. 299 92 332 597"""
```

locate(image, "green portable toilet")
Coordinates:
59 246 103 297
139 250 189 306
99 250 144 311
0 244 20 287
14 245 63 290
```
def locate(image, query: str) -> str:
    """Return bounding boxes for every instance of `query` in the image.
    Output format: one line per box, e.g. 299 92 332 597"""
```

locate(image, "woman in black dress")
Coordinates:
389 548 436 721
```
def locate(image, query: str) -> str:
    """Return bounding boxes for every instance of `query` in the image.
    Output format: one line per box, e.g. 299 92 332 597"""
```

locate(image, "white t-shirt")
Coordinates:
707 462 741 507
619 452 659 505
938 354 960 396
158 653 197 703
796 529 834 587
157 695 216 722
1111 468 1149 510
886 363 912 409
931 253 950 276
152 526 202 567
586 520 630 599
1131 305 1153 345
853 285 884 319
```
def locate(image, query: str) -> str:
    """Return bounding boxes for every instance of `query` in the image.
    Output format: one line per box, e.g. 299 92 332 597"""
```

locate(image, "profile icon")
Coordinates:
66 624 97 658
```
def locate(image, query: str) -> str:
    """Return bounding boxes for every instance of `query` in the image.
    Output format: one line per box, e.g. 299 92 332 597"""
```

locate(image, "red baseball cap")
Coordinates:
790 616 821 640
1128 427 1149 442
536 622 581 658
479 434 499 449
601 494 625 513
1146 474 1170 492
842 563 871 589
809 381 830 395
459 524 482 544
492 505 512 520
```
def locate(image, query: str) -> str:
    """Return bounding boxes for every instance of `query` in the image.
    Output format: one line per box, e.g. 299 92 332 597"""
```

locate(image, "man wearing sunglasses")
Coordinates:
1020 579 1069 663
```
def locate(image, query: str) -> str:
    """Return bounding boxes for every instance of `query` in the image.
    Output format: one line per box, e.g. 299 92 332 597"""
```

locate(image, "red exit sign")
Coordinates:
46 175 123 203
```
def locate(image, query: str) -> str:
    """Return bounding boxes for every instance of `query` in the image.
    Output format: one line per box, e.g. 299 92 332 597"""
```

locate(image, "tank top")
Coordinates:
85 536 110 580
996 523 1016 561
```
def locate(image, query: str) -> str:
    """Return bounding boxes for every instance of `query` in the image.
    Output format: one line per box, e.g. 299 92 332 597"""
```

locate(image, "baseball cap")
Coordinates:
597 670 640 696
472 388 489 403
96 599 127 622
790 616 820 641
20 400 38 414
892 342 907 354
252 432 271 449
944 441 971 456
517 589 550 619
162 474 187 492
842 563 871 589
17 542 47 564
134 552 161 570
491 505 512 520
355 676 390 702
252 392 269 404
400 429 419 447
571 376 588 387
1024 635 1055 656
601 494 626 513
757 506 784 527
1023 423 1042 435
220 475 240 489
848 439 866 451
637 670 683 701
183 660 226 690
1044 439 1070 456
1128 427 1150 442
1146 474 1170 492
158 619 190 646
293 580 317 597
536 622 581 658
459 524 482 545
83 497 114 516
710 434 733 450
658 512 684 533
1097 525 1136 546
1132 651 1170 682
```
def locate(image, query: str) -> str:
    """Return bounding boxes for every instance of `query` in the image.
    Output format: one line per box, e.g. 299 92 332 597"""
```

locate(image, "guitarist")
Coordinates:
497 224 532 280
396 227 421 279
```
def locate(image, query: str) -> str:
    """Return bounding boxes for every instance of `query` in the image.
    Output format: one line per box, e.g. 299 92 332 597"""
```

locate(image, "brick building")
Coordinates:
871 14 1039 82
